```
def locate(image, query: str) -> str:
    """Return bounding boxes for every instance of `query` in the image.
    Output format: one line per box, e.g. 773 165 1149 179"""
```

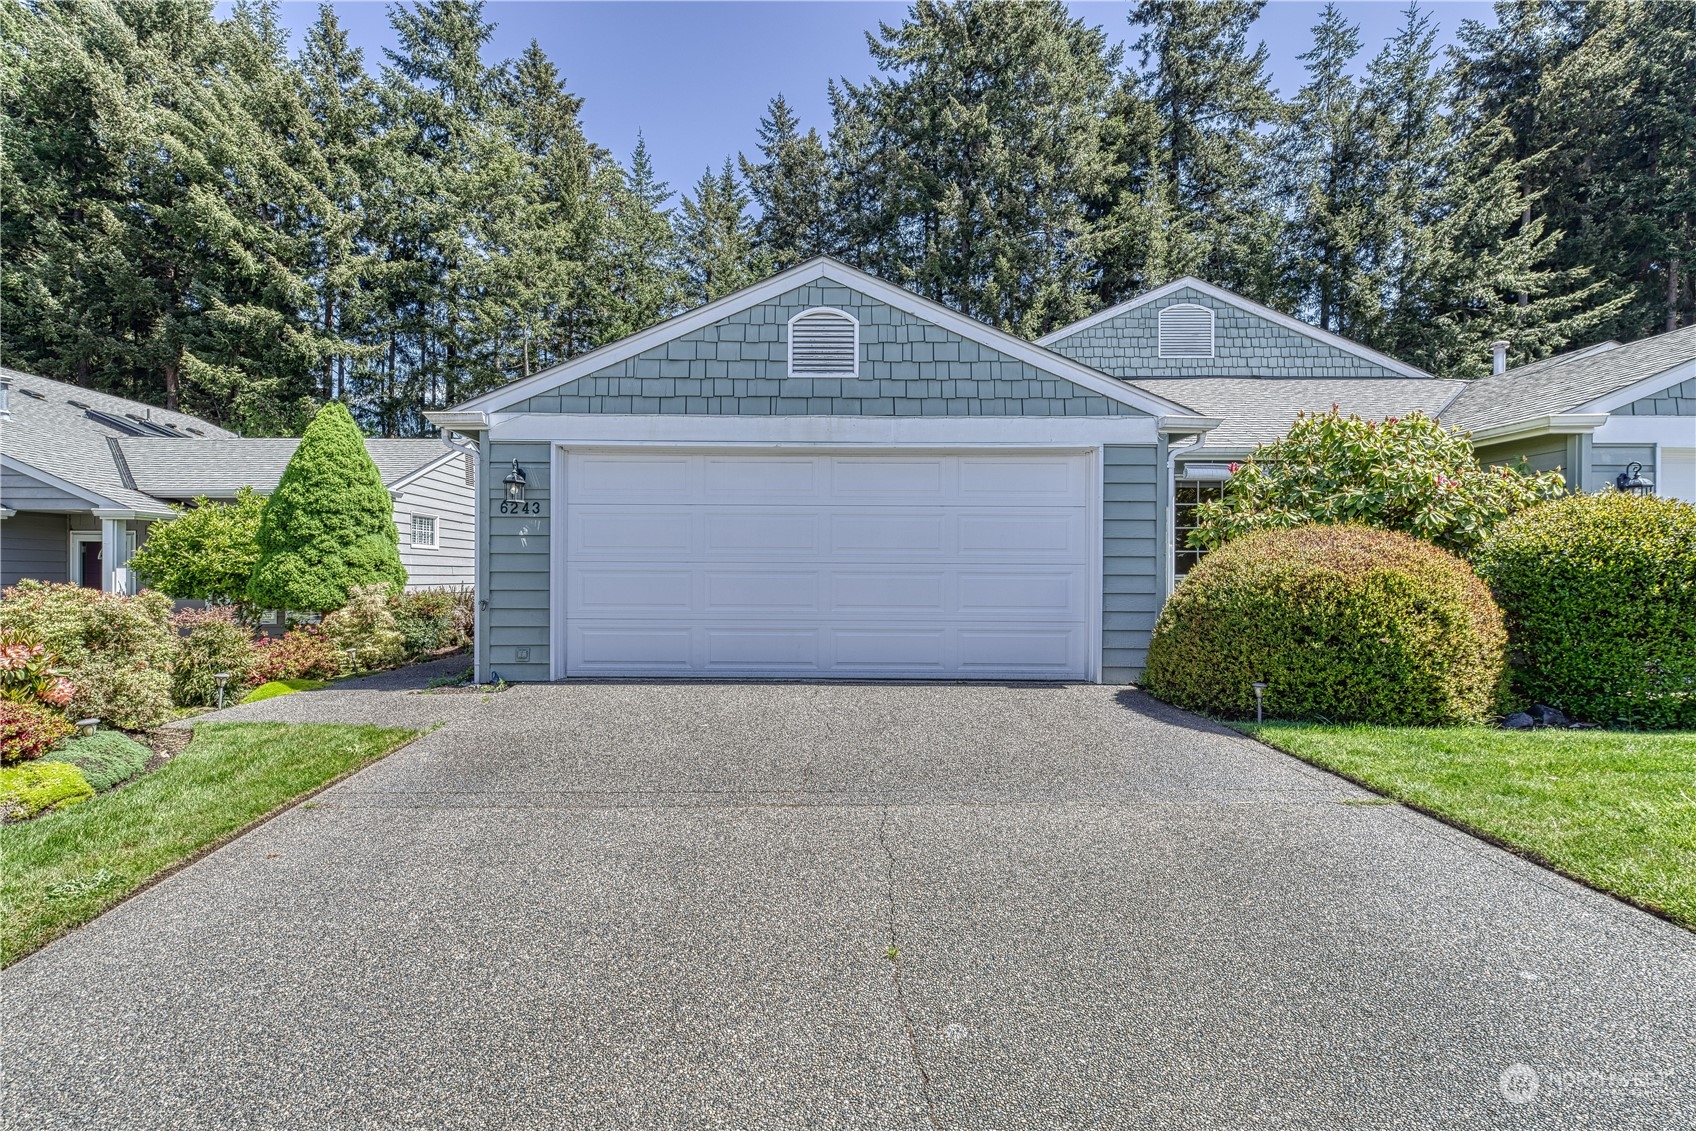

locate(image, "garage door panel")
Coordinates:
704 570 819 611
830 513 948 554
703 512 821 553
574 455 695 498
958 628 1082 670
829 457 947 499
703 456 818 497
703 628 820 667
831 628 947 668
574 627 693 667
563 450 1094 679
958 456 1082 499
573 510 695 554
958 513 1080 555
577 568 694 611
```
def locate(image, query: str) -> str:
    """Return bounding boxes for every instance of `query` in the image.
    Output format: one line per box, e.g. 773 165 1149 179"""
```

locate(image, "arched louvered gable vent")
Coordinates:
1158 303 1215 359
788 308 859 376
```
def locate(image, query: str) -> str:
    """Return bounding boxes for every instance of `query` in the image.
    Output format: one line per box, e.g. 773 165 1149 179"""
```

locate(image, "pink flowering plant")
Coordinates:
0 634 75 709
1189 407 1566 558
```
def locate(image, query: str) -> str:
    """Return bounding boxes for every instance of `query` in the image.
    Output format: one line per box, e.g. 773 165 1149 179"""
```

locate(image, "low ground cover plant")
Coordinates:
1476 492 1696 729
1145 525 1506 725
0 761 93 822
1244 723 1696 928
244 679 332 703
45 731 152 791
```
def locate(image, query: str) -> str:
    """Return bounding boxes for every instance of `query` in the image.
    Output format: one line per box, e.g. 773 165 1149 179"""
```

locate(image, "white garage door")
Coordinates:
561 450 1094 679
1661 448 1696 503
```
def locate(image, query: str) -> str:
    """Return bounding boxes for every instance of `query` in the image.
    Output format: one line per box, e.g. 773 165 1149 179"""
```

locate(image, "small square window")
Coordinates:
411 514 438 549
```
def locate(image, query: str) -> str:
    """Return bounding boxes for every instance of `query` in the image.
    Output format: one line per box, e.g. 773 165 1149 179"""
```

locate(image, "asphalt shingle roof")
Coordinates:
1 369 236 513
1127 378 1467 453
1441 325 1696 431
115 438 450 498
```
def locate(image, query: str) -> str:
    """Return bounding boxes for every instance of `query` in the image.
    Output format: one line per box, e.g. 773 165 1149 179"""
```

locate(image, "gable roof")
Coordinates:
441 258 1208 425
1038 277 1433 381
115 438 454 499
0 369 237 514
1134 378 1467 455
1442 324 1696 432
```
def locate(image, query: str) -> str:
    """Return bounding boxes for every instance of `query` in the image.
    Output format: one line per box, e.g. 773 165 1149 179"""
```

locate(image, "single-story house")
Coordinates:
427 260 1693 686
0 370 474 593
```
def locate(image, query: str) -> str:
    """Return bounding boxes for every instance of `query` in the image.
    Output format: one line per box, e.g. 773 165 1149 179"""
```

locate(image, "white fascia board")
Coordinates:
0 453 122 510
1465 414 1609 446
1591 415 1696 445
426 410 490 432
488 412 1161 447
447 258 1198 421
1037 276 1433 381
1575 358 1696 414
384 449 462 493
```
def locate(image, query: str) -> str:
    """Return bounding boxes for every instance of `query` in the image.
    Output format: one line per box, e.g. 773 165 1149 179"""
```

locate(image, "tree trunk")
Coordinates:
322 291 336 400
1670 258 1682 332
164 343 182 411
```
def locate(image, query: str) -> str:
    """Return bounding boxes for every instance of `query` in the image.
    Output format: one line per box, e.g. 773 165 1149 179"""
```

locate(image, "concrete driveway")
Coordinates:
4 682 1693 1129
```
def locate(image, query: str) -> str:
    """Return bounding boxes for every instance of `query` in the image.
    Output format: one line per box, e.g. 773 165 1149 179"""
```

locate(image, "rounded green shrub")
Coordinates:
170 607 256 707
0 760 93 821
1144 525 1506 725
1475 492 1696 729
0 581 176 730
45 731 152 791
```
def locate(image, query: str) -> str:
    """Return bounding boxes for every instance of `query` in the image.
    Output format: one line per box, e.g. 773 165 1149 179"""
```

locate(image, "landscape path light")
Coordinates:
214 672 231 709
1252 681 1268 725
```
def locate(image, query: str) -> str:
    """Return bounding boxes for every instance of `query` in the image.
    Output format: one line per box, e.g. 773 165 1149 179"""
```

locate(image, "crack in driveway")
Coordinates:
877 805 942 1131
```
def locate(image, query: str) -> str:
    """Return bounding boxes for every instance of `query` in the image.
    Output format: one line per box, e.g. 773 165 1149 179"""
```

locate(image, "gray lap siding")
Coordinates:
1102 446 1161 683
482 440 552 682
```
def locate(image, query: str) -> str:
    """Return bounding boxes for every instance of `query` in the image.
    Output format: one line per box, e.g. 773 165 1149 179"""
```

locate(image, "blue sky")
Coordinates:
252 1 1497 202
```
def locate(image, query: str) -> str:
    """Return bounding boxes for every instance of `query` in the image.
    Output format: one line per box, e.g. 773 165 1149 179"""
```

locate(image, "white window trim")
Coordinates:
68 530 102 587
1158 303 1216 360
410 513 439 550
786 307 860 377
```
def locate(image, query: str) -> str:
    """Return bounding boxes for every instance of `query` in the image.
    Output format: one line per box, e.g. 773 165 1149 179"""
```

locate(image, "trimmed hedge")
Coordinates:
45 731 152 791
1144 525 1506 725
1475 492 1696 729
0 761 93 821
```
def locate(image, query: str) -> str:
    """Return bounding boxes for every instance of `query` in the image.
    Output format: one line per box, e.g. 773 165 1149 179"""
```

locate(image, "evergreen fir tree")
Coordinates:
602 136 682 337
677 159 769 304
247 402 407 612
739 95 834 269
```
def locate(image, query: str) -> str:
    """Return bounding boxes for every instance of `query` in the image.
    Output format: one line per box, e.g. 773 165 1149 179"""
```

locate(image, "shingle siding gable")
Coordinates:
509 282 1145 418
1046 286 1405 380
1613 376 1696 416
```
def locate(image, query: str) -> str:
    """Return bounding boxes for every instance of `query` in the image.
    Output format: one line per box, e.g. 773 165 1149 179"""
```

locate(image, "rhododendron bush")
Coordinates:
1189 408 1566 558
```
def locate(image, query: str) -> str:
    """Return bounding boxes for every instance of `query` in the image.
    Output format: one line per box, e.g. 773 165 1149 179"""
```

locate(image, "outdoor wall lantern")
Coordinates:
1614 461 1653 497
503 459 528 502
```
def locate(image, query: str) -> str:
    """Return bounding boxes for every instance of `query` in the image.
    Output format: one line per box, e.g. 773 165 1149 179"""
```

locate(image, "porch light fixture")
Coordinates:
1251 681 1268 725
1614 461 1653 497
503 460 528 502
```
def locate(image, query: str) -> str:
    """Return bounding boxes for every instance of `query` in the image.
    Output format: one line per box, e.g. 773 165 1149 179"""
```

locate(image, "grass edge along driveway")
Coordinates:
1 722 418 966
1241 723 1696 930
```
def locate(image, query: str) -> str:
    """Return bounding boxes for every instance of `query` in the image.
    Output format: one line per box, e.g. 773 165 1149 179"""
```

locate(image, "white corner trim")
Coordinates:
1574 357 1696 414
1466 414 1609 446
489 412 1162 447
1036 276 1433 381
443 258 1199 421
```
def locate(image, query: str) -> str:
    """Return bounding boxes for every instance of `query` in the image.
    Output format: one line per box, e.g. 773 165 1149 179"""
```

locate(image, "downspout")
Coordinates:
441 430 485 682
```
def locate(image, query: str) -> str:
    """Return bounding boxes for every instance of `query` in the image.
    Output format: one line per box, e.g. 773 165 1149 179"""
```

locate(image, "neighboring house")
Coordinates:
1441 326 1696 500
0 370 474 592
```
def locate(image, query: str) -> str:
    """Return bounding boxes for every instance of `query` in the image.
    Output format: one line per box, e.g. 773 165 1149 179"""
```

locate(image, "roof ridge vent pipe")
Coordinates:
1490 340 1509 376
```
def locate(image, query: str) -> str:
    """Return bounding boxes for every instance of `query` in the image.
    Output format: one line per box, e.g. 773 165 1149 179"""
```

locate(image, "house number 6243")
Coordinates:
499 500 543 515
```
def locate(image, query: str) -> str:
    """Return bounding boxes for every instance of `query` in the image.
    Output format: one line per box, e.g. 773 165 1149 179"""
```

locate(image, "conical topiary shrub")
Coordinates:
246 403 406 614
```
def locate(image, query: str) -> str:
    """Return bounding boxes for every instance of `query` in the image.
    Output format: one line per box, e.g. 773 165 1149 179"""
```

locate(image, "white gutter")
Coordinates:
1466 414 1608 446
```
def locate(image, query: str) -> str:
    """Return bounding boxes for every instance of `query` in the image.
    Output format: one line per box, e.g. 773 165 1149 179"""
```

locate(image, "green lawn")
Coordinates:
1 722 416 966
1241 724 1696 928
